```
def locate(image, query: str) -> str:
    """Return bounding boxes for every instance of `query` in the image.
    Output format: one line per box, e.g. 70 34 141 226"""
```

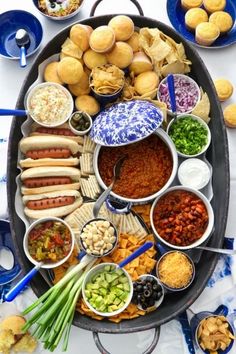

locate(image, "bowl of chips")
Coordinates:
89 64 125 104
190 306 235 354
32 0 84 21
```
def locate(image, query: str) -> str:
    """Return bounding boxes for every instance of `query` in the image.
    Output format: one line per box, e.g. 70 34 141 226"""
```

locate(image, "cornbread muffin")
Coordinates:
75 95 100 116
89 26 115 53
181 0 203 11
57 57 84 84
108 15 134 41
129 51 153 75
203 0 226 13
126 31 140 52
195 22 220 46
68 71 90 96
134 71 159 98
44 61 64 84
83 49 107 70
0 315 26 335
209 11 233 34
106 42 133 69
214 78 234 101
70 24 93 52
223 104 236 127
185 8 209 31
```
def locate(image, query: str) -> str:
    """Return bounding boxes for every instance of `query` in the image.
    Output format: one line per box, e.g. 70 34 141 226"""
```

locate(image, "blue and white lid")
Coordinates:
90 100 164 146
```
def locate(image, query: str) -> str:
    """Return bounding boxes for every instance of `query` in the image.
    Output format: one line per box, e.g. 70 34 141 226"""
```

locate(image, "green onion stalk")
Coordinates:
22 256 96 352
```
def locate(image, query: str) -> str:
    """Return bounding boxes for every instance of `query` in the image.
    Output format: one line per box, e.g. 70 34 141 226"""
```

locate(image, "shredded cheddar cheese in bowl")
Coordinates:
26 82 73 127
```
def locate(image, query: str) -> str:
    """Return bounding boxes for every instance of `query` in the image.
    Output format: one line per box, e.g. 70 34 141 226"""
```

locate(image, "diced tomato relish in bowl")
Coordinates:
23 217 74 269
93 130 178 204
150 186 214 250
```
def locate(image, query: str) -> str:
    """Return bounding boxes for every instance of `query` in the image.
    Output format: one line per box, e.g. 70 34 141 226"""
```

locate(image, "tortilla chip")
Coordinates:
192 91 211 123
90 64 125 94
161 60 186 77
61 38 83 59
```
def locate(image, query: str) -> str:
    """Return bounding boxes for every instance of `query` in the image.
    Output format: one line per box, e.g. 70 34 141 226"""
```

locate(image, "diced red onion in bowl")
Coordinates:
158 74 200 114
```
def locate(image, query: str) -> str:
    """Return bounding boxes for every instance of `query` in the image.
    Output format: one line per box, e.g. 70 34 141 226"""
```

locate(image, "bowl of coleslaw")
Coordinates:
26 82 74 127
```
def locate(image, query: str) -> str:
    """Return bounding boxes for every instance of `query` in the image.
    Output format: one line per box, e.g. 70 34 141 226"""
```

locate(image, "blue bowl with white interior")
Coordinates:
0 10 43 59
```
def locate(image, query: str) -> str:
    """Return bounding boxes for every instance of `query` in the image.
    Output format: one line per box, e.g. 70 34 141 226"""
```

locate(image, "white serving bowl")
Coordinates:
150 185 214 250
23 217 74 269
32 0 85 21
93 129 178 204
166 114 211 158
82 262 133 317
135 274 165 311
26 82 74 127
69 111 93 136
158 73 201 115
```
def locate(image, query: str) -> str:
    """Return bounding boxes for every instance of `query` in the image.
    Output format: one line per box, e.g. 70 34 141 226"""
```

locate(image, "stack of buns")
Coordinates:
43 15 161 106
182 0 233 46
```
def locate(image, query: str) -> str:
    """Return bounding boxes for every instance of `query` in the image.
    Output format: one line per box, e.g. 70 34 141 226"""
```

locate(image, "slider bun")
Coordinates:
126 32 140 52
19 136 80 155
23 190 83 219
89 26 115 53
83 49 107 70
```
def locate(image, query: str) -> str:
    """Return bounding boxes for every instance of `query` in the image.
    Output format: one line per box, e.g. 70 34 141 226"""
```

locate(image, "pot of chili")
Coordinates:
150 186 214 250
93 129 178 205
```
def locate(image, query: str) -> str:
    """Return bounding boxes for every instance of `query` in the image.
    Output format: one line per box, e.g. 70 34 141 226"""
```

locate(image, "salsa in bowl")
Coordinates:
150 186 214 250
23 217 74 268
93 129 178 204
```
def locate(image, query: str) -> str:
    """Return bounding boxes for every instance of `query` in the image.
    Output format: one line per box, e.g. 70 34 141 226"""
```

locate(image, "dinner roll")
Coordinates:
214 78 234 101
126 31 140 52
134 71 159 98
44 61 64 85
108 15 134 41
57 57 84 85
223 104 236 128
83 49 107 70
89 26 115 53
70 24 93 52
209 11 233 34
106 42 133 69
75 95 100 116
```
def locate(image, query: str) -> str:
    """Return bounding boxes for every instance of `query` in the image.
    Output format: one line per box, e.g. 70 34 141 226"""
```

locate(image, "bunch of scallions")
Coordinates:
22 256 96 351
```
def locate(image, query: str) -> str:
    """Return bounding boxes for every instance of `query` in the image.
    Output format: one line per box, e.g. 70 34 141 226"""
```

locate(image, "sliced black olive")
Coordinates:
144 289 151 298
50 3 56 8
141 303 147 310
153 292 159 300
157 291 163 299
152 283 159 291
146 276 154 283
133 282 137 290
148 299 155 307
140 295 146 303
137 285 143 293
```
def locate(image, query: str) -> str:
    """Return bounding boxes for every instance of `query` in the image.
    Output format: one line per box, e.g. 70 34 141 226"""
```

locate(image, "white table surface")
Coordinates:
1 0 236 353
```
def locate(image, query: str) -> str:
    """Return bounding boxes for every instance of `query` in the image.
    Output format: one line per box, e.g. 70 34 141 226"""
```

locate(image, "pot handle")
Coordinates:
90 0 144 17
93 327 160 354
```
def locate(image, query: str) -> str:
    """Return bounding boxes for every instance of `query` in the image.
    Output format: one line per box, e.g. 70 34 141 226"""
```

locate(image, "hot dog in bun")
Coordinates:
23 190 83 219
29 122 84 144
21 166 81 195
19 136 80 168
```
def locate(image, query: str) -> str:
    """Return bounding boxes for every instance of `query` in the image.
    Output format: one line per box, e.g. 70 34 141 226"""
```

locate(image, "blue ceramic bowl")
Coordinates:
32 0 85 21
0 219 21 286
0 10 43 59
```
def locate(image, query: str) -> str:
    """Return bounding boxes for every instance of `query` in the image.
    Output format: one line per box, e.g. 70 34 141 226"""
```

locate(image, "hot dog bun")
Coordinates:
19 136 80 168
23 190 83 219
30 122 84 144
21 166 81 195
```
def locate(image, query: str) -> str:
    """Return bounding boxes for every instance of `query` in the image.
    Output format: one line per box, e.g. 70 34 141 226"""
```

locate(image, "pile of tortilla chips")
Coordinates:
90 64 125 94
139 28 191 78
61 37 83 60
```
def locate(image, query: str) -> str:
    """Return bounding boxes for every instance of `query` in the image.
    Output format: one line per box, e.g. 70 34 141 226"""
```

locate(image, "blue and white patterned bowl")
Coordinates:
90 100 164 147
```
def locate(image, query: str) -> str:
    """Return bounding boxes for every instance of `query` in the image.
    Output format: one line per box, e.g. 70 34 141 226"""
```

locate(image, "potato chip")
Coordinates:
61 38 83 59
90 64 125 94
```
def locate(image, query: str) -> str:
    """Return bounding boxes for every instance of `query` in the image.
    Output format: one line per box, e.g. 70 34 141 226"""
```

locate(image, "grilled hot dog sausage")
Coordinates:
26 196 75 210
26 148 71 159
24 177 72 188
36 127 76 136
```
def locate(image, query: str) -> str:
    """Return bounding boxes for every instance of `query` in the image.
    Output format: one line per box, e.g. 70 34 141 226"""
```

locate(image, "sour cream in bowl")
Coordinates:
158 74 201 115
178 158 211 190
26 82 74 127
